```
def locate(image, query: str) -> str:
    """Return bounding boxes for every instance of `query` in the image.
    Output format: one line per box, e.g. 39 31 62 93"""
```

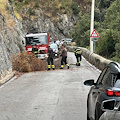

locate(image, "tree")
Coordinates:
96 29 115 58
71 12 90 47
104 0 120 30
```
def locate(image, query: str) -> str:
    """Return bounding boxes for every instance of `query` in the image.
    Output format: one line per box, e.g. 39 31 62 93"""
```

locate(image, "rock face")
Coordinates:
22 13 77 40
0 6 78 80
0 13 24 79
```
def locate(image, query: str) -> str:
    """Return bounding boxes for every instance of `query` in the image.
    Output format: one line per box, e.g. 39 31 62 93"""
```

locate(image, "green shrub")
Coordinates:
28 8 35 16
70 2 80 15
8 0 12 3
24 0 29 5
18 0 23 2
34 2 39 8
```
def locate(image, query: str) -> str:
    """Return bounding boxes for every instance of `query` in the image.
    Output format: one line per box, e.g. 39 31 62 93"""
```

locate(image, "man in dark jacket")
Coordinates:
47 46 55 70
74 48 82 66
60 45 69 69
32 44 40 58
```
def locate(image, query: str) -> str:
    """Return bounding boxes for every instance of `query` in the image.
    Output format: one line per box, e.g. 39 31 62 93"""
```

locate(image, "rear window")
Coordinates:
114 73 120 88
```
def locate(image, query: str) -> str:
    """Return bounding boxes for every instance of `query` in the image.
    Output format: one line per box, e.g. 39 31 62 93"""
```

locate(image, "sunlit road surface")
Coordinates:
0 52 100 120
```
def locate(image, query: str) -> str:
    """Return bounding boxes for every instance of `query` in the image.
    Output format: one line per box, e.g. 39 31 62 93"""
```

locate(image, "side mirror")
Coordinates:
101 99 116 112
84 79 95 86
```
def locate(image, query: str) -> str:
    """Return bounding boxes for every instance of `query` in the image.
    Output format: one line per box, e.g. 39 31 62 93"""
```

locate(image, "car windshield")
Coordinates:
50 44 58 49
25 35 48 46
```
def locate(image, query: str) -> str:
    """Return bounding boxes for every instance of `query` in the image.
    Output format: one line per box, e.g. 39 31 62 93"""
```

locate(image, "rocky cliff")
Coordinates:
0 1 78 80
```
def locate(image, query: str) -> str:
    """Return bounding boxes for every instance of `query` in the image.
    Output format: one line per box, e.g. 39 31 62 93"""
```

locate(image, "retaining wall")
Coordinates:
66 46 112 71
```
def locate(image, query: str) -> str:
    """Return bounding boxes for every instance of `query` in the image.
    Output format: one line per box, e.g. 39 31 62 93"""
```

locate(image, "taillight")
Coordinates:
114 91 120 96
106 89 120 96
106 89 114 96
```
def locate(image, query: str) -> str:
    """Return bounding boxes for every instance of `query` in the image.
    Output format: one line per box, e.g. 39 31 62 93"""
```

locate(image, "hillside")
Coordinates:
1 0 92 24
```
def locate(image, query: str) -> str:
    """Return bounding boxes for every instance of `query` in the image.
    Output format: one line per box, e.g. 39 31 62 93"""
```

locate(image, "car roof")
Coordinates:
108 62 120 74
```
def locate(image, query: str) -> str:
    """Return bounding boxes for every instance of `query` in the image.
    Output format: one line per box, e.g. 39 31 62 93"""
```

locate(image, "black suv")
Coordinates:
84 62 120 120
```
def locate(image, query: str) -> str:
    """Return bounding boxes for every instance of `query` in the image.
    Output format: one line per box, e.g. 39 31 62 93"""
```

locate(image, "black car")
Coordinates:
84 62 120 120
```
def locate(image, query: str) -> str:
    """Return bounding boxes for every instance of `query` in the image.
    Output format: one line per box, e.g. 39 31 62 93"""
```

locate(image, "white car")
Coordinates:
50 43 59 57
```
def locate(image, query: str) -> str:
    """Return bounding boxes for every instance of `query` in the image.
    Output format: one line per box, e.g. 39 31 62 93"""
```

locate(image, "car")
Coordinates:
99 99 120 120
84 62 120 120
50 43 59 58
61 38 72 43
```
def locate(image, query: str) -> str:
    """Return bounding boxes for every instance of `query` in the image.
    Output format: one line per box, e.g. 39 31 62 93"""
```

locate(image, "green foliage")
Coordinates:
97 0 115 9
71 12 90 47
18 0 23 2
104 0 120 30
8 0 12 3
96 29 115 58
70 2 80 15
24 0 29 5
28 8 35 16
34 2 39 8
115 43 120 58
94 8 106 23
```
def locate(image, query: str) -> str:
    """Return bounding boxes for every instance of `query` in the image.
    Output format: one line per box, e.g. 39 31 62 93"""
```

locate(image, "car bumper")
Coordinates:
38 54 47 59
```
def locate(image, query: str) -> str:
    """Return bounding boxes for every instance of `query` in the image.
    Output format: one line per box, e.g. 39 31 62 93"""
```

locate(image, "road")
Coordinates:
0 52 100 120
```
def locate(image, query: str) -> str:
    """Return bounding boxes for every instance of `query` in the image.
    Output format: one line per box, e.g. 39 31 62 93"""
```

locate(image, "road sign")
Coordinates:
91 38 98 41
90 29 99 38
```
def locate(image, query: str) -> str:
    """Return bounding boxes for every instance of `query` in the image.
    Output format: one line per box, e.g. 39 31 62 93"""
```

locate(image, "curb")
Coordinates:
0 72 15 85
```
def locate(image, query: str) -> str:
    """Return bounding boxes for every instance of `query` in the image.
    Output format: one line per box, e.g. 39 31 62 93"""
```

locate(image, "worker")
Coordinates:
74 47 82 66
47 46 55 70
32 44 40 58
60 45 69 69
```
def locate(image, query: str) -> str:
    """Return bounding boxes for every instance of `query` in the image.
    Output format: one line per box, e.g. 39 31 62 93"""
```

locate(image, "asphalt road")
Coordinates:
0 52 100 120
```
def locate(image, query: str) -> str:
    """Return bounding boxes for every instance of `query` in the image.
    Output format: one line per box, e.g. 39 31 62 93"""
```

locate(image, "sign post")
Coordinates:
90 29 99 52
90 0 95 53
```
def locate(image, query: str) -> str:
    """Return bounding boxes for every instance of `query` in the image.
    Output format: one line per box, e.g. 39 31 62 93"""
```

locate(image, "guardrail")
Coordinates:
66 46 112 70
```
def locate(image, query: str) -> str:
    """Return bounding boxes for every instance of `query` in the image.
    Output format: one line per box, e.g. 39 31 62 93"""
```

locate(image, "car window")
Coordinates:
101 68 113 86
114 79 120 88
50 44 58 49
97 67 108 84
114 73 120 88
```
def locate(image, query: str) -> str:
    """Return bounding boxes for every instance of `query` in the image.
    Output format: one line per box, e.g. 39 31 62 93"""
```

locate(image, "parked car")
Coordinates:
84 62 120 120
61 38 72 43
50 43 59 58
99 99 120 120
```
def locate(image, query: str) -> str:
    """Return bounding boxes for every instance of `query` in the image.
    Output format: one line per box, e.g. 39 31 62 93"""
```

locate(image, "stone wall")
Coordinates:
66 46 112 70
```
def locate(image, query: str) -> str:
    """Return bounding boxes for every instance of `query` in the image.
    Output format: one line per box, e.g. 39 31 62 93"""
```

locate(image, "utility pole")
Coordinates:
90 0 95 53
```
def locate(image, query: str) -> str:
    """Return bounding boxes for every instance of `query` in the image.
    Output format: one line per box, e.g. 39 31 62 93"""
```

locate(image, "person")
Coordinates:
56 39 60 47
32 44 40 58
60 45 69 69
47 46 55 70
74 48 82 66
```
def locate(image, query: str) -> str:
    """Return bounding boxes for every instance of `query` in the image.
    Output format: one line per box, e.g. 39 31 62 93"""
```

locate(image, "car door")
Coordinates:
88 67 108 119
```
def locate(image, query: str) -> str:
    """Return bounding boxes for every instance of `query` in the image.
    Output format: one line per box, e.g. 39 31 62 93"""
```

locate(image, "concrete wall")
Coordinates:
66 46 112 71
